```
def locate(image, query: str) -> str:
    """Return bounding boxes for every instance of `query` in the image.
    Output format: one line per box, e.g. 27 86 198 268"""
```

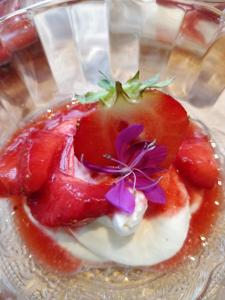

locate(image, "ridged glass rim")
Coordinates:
0 0 224 24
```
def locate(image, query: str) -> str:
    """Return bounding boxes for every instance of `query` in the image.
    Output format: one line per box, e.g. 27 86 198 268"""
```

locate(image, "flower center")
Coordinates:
82 124 167 213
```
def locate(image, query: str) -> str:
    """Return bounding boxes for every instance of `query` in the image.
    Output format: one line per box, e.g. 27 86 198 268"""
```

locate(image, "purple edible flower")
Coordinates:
83 124 167 214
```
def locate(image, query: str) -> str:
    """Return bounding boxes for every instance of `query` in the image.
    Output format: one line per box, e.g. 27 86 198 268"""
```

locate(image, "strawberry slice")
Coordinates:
145 165 189 218
0 129 34 195
0 150 21 195
20 112 80 194
0 104 93 196
74 90 189 168
0 126 67 196
28 171 114 227
175 123 218 189
19 131 66 194
27 121 115 227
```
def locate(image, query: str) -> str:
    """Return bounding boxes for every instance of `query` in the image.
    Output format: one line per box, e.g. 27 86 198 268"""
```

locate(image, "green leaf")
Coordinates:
123 82 142 98
75 90 109 103
151 78 174 88
76 70 174 107
140 74 160 90
123 71 141 97
126 70 140 84
100 89 117 107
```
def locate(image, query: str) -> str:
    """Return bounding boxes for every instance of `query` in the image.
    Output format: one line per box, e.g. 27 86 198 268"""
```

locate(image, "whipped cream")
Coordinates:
25 200 191 266
24 204 107 262
74 204 190 266
24 175 197 266
98 191 148 236
73 179 191 266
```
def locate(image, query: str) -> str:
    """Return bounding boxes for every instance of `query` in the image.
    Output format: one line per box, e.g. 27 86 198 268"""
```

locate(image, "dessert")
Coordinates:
0 72 221 273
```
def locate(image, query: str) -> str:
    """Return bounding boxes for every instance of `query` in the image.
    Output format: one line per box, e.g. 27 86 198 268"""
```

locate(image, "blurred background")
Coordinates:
0 0 225 17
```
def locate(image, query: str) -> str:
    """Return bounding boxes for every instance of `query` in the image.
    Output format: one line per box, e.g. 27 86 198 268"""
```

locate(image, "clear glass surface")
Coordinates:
0 0 225 299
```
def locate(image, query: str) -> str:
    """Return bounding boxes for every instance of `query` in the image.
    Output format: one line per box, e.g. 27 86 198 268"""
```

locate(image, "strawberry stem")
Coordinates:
115 81 130 103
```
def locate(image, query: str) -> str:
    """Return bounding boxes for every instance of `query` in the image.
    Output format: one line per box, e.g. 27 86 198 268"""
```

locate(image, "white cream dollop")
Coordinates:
72 176 191 266
98 191 148 236
24 168 204 267
24 204 107 262
74 204 190 266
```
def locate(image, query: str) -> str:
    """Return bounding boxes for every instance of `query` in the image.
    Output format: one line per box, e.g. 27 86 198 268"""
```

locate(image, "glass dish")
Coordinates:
0 0 225 299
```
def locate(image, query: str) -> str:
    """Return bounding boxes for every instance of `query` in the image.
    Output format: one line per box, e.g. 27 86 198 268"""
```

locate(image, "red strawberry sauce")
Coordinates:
12 196 81 274
0 101 223 273
156 183 222 270
11 181 222 273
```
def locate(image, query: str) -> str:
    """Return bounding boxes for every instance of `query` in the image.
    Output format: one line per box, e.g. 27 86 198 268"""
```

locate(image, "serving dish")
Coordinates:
0 1 225 299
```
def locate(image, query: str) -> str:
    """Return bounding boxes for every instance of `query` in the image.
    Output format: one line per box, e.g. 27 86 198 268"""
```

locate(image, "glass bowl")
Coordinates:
0 0 225 299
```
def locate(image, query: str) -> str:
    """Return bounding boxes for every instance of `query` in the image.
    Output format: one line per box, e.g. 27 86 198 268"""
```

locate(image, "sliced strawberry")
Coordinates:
28 171 114 227
185 121 208 140
74 90 189 168
19 131 66 194
0 125 67 196
175 123 218 189
0 103 92 196
57 136 75 176
0 150 20 195
20 110 80 194
0 129 34 195
145 165 189 218
27 121 115 227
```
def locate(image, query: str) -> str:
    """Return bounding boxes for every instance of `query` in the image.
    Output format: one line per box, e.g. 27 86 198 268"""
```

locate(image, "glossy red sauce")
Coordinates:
12 196 81 274
156 183 222 270
0 101 223 273
12 181 221 273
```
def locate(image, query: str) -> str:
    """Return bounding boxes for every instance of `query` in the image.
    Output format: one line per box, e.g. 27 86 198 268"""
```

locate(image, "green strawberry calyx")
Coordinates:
75 71 174 108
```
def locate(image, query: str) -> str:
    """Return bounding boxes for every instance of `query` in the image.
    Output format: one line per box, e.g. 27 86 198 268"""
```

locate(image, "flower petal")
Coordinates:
135 175 155 190
125 140 165 169
116 124 143 162
105 180 135 214
124 141 147 165
141 166 164 177
82 159 122 174
143 184 166 204
134 144 167 170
